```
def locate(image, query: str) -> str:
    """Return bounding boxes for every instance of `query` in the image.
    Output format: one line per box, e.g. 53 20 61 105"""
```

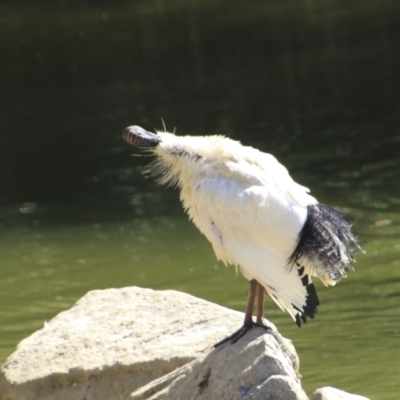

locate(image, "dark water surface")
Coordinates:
1 1 400 398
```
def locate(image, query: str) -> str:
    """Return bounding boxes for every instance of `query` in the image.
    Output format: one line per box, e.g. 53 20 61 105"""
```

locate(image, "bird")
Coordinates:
122 125 361 345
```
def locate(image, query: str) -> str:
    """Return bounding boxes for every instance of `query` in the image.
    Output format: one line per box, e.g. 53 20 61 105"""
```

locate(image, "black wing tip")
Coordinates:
292 281 320 327
303 282 320 317
295 312 308 328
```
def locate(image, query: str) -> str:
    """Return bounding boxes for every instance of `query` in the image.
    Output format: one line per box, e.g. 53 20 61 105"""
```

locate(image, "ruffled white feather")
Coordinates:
148 132 319 319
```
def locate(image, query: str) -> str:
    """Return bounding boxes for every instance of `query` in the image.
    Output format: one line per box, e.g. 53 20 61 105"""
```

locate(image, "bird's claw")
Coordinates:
214 321 271 347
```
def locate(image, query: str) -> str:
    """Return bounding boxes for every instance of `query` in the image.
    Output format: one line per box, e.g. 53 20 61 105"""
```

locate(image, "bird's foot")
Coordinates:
214 320 270 347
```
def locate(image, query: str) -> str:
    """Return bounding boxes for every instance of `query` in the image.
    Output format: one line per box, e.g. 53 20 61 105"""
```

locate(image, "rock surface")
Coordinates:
130 328 307 400
311 387 370 400
0 287 245 400
0 286 370 400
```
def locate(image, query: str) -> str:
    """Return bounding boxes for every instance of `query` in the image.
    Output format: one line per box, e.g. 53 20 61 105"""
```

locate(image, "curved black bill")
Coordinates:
122 125 160 147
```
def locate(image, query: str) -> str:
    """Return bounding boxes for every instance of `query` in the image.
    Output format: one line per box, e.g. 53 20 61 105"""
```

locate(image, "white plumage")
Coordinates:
123 126 360 341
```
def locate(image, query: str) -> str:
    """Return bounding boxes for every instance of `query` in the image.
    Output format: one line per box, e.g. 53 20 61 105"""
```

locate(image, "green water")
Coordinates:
2 204 400 399
1 0 400 399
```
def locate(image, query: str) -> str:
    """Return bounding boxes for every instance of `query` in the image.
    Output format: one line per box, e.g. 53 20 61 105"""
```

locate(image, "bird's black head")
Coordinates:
123 125 161 148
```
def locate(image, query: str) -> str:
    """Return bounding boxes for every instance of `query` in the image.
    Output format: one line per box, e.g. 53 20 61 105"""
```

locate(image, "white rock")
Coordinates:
311 386 371 400
0 287 245 400
130 328 308 400
2 286 367 400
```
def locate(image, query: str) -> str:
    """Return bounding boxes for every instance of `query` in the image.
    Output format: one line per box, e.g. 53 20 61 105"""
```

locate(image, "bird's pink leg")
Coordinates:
256 282 265 324
244 279 258 324
214 280 270 347
253 282 269 330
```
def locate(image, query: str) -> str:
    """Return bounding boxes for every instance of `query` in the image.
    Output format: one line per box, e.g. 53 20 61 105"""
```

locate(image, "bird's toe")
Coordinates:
214 321 271 347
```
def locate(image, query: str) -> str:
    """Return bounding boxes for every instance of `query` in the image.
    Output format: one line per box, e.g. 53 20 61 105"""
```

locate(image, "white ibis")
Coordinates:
123 125 361 345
